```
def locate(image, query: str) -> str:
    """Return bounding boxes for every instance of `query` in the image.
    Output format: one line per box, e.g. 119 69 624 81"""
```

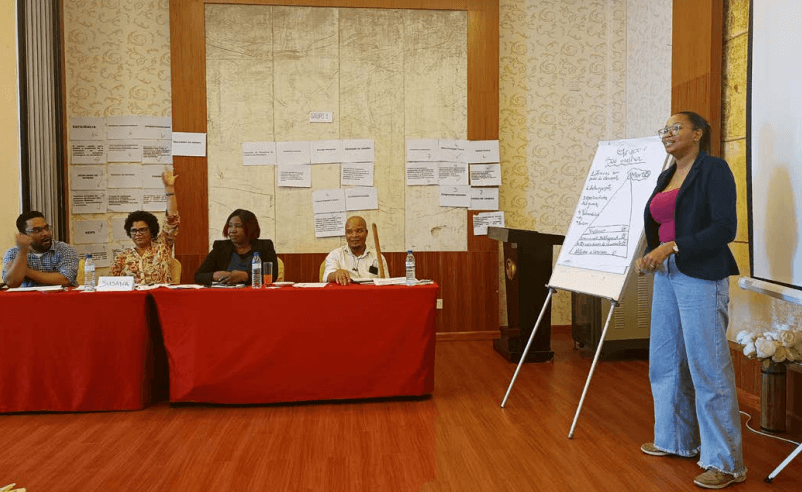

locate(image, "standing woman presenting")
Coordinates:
637 111 746 489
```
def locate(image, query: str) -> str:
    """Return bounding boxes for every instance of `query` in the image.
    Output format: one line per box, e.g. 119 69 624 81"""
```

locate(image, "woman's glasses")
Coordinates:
658 123 683 138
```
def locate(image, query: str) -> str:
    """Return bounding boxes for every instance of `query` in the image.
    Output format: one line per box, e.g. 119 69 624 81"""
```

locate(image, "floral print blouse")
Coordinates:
110 212 180 285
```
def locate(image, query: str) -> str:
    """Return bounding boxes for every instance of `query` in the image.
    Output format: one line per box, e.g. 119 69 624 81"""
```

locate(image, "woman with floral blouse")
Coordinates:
110 170 179 284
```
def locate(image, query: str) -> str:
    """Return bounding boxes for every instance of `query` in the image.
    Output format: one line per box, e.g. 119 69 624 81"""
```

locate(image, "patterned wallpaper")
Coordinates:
64 0 171 117
498 0 671 324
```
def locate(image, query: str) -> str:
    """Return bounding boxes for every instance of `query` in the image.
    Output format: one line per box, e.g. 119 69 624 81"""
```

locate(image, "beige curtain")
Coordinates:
18 0 65 239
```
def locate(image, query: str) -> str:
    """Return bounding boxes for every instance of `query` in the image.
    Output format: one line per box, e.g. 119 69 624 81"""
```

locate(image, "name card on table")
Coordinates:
97 276 135 292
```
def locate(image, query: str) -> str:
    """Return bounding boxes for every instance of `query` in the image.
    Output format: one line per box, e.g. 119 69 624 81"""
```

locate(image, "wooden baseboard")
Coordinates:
437 331 500 341
436 325 573 342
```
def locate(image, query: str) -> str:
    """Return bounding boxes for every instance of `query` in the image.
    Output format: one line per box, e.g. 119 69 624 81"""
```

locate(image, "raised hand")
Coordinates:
162 169 178 187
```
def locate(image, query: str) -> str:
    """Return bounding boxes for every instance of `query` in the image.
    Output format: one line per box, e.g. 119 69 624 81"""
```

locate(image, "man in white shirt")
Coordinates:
324 216 388 285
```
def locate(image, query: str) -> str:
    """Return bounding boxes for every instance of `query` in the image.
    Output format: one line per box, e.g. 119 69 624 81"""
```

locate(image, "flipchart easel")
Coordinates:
500 136 671 438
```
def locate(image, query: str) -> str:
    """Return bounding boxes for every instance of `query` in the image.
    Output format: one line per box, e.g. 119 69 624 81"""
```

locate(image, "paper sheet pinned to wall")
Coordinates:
107 116 144 140
172 132 207 157
312 189 346 214
469 187 499 210
74 244 112 268
439 185 471 208
72 191 107 214
473 211 505 236
345 187 378 211
277 165 311 187
314 212 346 238
108 165 143 188
310 140 342 164
70 117 105 141
467 140 500 163
438 162 469 185
142 140 173 164
70 166 106 190
73 220 108 244
341 139 374 163
108 142 143 163
108 189 144 212
141 116 172 140
406 139 439 162
469 163 501 186
242 141 277 165
406 162 438 185
277 141 311 165
71 141 107 164
341 163 373 186
438 139 468 162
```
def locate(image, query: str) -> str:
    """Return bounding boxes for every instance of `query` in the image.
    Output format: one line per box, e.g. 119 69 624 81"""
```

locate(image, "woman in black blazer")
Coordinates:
637 112 745 489
194 209 279 285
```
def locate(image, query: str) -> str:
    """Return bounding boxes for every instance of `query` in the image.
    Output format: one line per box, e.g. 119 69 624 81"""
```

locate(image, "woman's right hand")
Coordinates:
213 270 233 283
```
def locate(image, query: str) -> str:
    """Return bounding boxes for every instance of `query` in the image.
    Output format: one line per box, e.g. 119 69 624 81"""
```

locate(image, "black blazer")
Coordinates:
644 151 739 281
194 239 279 285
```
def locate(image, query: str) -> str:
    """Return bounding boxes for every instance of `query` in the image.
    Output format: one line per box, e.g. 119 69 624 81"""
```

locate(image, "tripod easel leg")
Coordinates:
568 300 618 438
765 441 802 483
500 289 555 408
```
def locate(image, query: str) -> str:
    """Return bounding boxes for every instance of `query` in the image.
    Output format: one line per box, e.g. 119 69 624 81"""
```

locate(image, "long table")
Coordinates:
0 290 157 413
150 284 438 404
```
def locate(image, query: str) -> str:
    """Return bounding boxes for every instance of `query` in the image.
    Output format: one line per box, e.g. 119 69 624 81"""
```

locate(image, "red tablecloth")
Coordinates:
150 284 438 404
0 290 155 413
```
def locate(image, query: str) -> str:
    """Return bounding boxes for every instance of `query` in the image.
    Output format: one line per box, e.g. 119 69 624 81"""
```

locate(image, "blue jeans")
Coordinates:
649 255 745 477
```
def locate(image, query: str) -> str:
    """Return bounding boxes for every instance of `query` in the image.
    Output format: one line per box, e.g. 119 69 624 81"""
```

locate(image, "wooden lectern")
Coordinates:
487 227 564 363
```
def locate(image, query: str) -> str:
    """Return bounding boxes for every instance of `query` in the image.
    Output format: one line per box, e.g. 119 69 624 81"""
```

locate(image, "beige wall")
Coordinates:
722 1 802 336
0 0 21 252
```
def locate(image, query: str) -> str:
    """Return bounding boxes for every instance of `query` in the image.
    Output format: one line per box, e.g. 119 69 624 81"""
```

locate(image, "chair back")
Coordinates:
76 258 85 286
169 258 182 284
319 261 326 282
276 257 285 282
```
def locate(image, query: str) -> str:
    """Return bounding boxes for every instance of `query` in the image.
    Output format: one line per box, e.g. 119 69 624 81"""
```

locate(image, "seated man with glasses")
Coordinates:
323 215 388 285
2 211 79 288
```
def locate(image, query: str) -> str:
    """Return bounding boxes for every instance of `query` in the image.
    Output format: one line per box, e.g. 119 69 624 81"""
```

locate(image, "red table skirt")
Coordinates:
0 290 154 413
150 284 438 404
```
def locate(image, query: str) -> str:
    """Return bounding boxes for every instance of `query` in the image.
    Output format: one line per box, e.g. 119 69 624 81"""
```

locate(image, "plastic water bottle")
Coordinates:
252 251 262 288
84 253 95 292
405 250 416 286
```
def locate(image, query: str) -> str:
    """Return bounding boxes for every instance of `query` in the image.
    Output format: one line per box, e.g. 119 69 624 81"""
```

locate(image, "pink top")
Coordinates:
650 188 679 243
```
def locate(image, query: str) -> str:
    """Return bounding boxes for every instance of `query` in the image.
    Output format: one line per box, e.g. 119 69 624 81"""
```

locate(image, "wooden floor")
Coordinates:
2 329 801 491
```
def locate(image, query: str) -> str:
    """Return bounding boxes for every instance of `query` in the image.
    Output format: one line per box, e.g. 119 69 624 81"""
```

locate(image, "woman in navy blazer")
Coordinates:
637 112 746 489
194 209 279 286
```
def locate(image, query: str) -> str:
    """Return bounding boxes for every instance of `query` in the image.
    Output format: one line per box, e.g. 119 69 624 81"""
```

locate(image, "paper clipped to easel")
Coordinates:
555 136 667 275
